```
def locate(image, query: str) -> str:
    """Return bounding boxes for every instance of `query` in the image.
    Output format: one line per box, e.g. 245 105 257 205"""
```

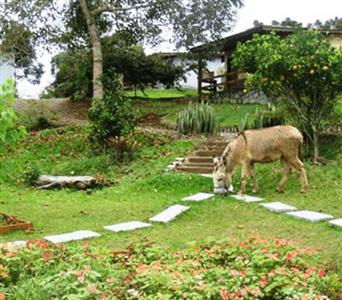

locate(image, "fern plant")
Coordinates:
177 103 218 135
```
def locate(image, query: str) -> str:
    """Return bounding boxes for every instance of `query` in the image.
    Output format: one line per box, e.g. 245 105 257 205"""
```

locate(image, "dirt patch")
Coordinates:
15 98 90 126
137 112 162 127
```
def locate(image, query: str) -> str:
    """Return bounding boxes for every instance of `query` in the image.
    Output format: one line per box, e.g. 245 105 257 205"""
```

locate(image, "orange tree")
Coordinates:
233 30 342 163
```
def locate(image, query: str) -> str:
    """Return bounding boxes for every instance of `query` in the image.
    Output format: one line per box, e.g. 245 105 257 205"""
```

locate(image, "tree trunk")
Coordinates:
312 128 319 164
79 0 103 99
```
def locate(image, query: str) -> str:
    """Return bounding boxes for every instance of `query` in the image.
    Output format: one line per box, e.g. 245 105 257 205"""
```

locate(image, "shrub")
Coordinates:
88 77 136 149
0 236 340 299
23 165 41 186
177 103 218 135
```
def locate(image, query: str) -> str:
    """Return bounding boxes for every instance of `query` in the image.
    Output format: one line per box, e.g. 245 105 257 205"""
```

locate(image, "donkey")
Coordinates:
213 125 308 194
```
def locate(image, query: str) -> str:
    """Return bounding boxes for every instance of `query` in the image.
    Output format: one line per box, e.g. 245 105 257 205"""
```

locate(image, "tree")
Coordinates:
45 34 185 100
233 30 342 163
2 0 243 99
0 21 43 83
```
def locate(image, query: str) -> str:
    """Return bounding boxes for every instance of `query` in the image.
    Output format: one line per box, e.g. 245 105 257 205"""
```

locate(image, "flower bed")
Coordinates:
0 236 340 299
0 213 33 234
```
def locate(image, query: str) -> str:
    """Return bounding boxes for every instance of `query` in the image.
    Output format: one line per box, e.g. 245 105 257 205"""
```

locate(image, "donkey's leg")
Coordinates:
239 163 251 194
250 163 258 194
277 160 291 193
289 158 308 193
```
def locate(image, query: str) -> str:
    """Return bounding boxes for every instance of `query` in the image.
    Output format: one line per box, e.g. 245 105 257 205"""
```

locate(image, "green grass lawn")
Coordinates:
126 87 197 99
133 99 263 128
0 126 341 276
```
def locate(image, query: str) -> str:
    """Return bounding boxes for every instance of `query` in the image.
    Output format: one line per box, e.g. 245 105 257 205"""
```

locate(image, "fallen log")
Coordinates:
36 175 97 190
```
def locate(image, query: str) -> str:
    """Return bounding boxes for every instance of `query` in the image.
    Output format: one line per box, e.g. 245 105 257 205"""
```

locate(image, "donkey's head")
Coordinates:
213 155 229 194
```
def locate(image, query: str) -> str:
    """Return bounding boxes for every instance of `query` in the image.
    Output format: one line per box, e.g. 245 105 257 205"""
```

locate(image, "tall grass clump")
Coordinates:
177 103 218 135
240 103 285 131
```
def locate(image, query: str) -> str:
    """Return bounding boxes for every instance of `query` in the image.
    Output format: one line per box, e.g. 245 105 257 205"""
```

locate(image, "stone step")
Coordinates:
194 150 224 156
202 146 227 151
187 156 214 163
176 165 213 174
182 162 214 168
205 141 229 147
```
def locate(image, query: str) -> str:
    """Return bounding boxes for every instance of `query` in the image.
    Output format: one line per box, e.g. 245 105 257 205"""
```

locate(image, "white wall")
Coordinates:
0 55 15 87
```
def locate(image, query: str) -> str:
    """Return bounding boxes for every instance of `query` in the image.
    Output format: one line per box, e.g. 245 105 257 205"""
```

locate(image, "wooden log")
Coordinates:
36 175 97 190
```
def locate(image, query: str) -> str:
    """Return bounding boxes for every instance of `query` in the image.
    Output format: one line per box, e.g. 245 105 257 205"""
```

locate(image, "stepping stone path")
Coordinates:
231 194 263 203
328 218 342 228
287 210 334 222
0 240 26 251
260 202 297 213
45 230 101 244
104 221 151 233
183 192 214 202
150 205 190 223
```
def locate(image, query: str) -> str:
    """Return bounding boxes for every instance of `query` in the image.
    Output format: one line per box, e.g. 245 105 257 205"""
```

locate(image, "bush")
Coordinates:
88 78 136 149
23 165 41 186
0 236 340 299
177 103 218 135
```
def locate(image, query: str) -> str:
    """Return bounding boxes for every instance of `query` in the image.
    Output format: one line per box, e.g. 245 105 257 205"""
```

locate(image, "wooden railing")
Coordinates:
200 70 244 93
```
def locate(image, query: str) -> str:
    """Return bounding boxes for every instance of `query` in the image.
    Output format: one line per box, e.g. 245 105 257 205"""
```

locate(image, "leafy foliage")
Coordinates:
233 29 342 161
0 237 340 299
46 35 185 100
177 103 218 135
88 77 136 150
0 81 26 152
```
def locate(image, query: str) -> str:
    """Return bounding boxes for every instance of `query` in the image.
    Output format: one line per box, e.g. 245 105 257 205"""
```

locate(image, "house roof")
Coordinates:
190 25 342 53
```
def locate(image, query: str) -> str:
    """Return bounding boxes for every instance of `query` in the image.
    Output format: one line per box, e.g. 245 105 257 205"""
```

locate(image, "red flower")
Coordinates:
43 252 52 262
319 269 326 277
286 251 298 261
260 274 268 287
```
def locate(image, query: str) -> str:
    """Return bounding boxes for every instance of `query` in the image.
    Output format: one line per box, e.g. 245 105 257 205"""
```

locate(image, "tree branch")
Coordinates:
91 2 151 16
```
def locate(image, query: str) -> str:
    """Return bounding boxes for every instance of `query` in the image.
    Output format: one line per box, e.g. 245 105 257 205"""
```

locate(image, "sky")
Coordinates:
16 0 342 98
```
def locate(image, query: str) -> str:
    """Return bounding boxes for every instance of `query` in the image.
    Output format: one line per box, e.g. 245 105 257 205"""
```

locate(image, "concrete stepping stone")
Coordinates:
230 194 263 203
149 205 190 223
45 230 101 244
0 240 26 251
286 210 333 222
183 192 214 202
329 218 342 227
260 202 297 213
104 221 151 233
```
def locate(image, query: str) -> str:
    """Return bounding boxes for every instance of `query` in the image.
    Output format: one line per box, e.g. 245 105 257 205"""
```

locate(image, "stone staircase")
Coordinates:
176 138 230 174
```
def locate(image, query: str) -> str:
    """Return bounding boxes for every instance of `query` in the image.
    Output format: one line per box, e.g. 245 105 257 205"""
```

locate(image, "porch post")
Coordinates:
197 56 203 99
223 50 229 91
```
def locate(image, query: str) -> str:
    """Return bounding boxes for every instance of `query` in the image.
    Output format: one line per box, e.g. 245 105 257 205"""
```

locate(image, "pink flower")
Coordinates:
77 276 85 284
220 289 230 300
106 277 113 283
250 287 261 297
87 284 97 294
319 269 326 277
